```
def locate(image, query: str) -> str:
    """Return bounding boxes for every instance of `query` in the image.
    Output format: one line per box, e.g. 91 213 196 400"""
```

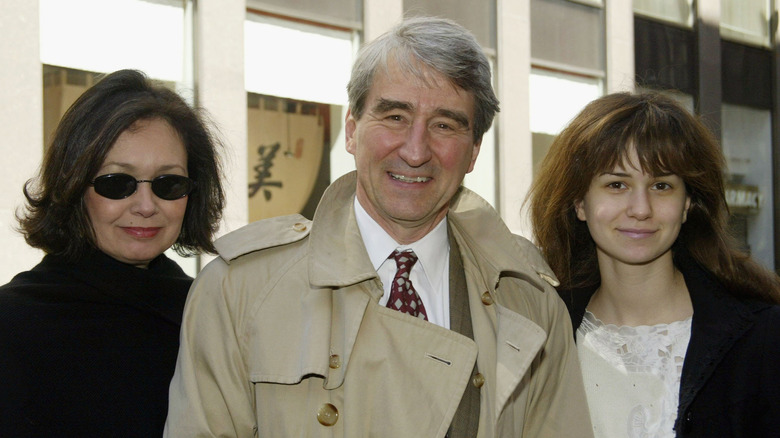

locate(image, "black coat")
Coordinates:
559 252 780 438
0 250 192 437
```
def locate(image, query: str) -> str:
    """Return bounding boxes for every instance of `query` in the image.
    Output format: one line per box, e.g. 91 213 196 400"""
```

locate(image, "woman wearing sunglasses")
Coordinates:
527 92 780 437
0 69 224 436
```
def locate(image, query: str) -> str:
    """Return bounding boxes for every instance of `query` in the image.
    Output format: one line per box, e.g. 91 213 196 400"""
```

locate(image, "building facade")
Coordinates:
2 0 778 282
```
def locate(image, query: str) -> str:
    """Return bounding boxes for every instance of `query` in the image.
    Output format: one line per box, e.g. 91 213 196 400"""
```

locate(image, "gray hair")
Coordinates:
347 16 500 142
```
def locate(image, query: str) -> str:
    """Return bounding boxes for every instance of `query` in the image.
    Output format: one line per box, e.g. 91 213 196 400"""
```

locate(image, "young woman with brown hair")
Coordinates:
528 91 780 437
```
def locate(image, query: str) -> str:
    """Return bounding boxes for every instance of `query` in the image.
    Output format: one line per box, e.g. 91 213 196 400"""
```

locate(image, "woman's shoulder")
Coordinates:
0 257 70 296
0 258 81 335
750 302 780 331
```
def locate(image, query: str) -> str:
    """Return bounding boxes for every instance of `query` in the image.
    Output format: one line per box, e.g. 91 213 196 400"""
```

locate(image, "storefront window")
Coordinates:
40 0 188 83
633 0 694 28
245 13 353 105
530 0 604 178
246 0 360 29
529 68 602 173
722 103 775 269
244 12 354 221
531 0 605 74
721 0 772 48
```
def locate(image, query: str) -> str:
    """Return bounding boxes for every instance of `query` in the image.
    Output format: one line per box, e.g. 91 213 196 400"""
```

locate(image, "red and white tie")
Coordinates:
386 249 428 320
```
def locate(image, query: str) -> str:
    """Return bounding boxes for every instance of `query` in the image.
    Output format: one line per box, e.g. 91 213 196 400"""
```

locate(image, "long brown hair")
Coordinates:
528 91 780 304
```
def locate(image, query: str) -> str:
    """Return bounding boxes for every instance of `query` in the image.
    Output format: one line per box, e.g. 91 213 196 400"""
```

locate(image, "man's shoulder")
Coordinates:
214 214 312 264
448 188 559 287
512 235 559 288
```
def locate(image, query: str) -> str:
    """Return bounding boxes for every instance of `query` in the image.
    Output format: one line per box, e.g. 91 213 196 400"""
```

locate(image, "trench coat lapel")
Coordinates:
307 175 379 390
493 305 546 418
468 288 546 430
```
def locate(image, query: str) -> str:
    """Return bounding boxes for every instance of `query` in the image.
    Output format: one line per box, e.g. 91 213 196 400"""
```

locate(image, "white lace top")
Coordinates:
577 310 692 438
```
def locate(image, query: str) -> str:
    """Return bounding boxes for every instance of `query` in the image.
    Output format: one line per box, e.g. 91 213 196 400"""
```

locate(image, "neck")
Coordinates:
382 220 442 245
355 193 447 245
589 252 692 326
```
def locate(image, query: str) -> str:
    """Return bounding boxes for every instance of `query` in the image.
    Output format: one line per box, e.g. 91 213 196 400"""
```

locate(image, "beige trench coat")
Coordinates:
165 172 592 437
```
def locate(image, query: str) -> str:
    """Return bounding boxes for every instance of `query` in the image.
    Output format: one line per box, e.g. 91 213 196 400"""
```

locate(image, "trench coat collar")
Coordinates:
446 181 553 293
307 172 380 292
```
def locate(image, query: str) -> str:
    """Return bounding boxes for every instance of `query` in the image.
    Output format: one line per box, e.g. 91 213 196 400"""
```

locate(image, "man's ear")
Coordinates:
345 109 357 155
466 138 482 174
575 199 587 221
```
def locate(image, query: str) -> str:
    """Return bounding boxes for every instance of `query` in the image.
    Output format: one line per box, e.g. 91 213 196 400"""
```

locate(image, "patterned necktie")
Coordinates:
386 249 428 320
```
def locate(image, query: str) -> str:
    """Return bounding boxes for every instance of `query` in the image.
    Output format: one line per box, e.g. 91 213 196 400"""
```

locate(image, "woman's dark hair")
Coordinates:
528 91 780 304
19 69 225 260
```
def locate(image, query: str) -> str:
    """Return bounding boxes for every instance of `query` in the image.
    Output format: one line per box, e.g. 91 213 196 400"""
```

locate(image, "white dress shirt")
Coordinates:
354 198 451 329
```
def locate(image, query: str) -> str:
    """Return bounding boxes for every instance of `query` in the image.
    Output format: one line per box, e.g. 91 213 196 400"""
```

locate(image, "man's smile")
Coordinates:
389 172 431 183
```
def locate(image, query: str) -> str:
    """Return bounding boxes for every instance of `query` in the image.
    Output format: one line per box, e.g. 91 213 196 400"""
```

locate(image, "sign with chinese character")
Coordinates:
247 96 325 221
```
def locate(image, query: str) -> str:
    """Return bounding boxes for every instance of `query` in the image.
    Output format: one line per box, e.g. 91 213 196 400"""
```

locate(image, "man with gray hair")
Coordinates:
165 16 592 437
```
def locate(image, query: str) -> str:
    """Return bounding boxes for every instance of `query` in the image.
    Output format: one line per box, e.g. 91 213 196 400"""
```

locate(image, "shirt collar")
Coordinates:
354 197 449 289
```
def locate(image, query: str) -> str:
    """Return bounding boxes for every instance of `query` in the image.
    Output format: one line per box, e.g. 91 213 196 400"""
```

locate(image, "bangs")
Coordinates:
587 101 698 180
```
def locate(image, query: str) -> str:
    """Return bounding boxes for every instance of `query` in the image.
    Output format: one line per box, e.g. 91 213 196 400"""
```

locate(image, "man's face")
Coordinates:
346 59 481 243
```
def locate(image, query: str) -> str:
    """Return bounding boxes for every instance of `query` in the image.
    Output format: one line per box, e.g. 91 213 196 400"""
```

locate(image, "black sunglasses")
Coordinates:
90 173 196 200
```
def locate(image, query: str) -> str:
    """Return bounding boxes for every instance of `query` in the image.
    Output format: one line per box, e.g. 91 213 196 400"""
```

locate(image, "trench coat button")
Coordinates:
317 403 339 426
329 354 341 369
481 292 494 306
538 272 559 287
292 222 308 232
472 373 485 388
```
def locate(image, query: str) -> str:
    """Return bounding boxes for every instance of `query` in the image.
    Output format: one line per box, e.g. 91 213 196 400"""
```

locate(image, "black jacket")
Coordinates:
558 252 780 438
0 250 192 437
